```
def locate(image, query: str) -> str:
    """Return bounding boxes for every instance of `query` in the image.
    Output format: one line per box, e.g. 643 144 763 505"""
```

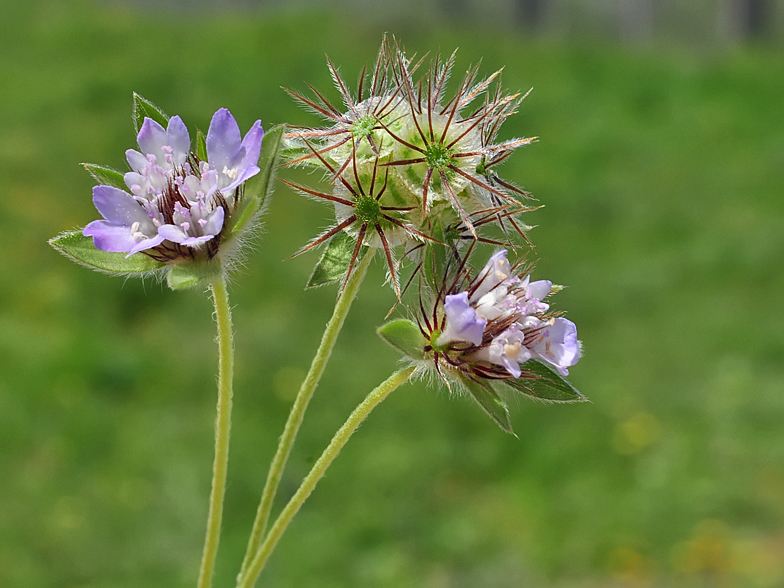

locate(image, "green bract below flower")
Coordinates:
50 94 283 290
283 37 538 296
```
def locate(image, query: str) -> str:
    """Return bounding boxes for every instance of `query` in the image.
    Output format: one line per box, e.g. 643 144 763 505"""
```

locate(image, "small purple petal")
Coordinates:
126 149 148 173
127 234 165 256
124 171 145 192
137 118 168 159
224 164 260 193
440 292 486 346
83 220 138 252
157 224 189 244
472 249 513 301
166 116 191 161
92 185 151 227
528 280 551 301
207 108 242 172
180 235 215 247
532 318 580 375
240 120 263 164
202 206 225 237
501 356 522 379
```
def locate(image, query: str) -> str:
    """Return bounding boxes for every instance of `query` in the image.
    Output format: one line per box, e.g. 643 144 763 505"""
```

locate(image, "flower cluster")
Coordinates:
84 109 263 263
283 37 537 294
378 246 584 431
432 250 580 379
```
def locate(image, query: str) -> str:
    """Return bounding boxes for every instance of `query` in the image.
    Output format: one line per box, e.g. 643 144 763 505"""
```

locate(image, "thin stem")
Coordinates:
197 274 234 588
238 366 417 588
237 251 374 582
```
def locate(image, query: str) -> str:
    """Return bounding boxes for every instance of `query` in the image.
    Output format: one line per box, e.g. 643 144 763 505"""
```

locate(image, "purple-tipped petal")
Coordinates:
207 108 242 171
472 250 513 301
126 149 148 173
237 120 264 171
440 292 486 346
137 118 169 160
127 234 165 256
166 116 191 162
202 206 225 237
528 280 552 301
532 318 580 375
84 220 138 252
92 185 151 226
157 224 189 244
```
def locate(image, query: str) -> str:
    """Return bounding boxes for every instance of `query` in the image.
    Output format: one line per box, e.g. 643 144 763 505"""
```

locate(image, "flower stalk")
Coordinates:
237 250 374 582
197 273 235 588
238 365 417 588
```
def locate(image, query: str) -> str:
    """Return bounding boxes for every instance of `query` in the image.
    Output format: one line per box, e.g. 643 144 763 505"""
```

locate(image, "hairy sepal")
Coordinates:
377 319 427 360
82 164 127 191
166 260 222 291
196 129 208 161
502 360 587 403
460 375 515 435
132 93 169 134
49 230 165 275
306 231 366 289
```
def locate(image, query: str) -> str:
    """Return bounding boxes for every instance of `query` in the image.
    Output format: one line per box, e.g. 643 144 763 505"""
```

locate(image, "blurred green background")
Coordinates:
2 0 783 586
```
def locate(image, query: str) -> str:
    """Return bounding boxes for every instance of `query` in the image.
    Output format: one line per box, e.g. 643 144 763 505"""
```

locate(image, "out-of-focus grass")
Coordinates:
1 1 783 587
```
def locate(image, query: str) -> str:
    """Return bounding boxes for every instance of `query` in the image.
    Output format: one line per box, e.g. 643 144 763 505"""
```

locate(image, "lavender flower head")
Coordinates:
438 250 581 377
84 109 263 262
420 249 581 382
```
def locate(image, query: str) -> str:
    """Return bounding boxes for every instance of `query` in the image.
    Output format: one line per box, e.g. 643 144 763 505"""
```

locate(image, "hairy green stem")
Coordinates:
237 252 373 582
197 274 234 588
238 366 416 588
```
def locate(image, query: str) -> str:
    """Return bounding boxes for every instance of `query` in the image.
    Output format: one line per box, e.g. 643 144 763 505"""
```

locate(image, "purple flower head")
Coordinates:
438 292 487 346
84 109 263 261
417 249 581 386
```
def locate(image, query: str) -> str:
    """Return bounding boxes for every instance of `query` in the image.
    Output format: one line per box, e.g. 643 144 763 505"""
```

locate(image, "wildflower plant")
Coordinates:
236 39 586 588
49 39 586 588
51 94 282 290
49 94 283 588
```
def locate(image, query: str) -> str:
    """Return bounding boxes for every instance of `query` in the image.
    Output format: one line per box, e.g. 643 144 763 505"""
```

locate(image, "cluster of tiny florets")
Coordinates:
84 110 264 265
419 248 580 384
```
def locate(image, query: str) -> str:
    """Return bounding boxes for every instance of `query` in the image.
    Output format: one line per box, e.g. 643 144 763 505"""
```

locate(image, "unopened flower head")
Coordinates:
421 249 581 387
84 109 263 263
283 37 538 294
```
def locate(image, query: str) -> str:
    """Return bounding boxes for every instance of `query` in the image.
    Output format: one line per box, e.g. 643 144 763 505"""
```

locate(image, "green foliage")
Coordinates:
166 261 222 291
196 129 208 161
377 319 426 360
82 163 126 191
306 231 364 289
49 230 164 274
132 92 169 134
460 376 515 434
502 360 588 403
